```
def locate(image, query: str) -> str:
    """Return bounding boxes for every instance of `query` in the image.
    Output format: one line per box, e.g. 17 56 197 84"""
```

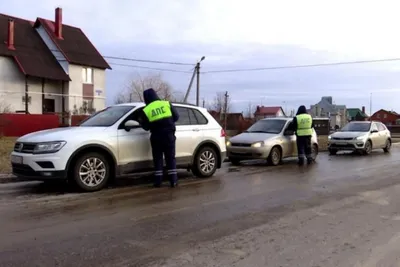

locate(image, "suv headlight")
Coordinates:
33 141 66 154
328 135 332 140
251 141 264 148
355 135 368 140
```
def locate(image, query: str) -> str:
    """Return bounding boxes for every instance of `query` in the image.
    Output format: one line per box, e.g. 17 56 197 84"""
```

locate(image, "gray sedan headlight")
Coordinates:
33 141 66 154
251 141 264 148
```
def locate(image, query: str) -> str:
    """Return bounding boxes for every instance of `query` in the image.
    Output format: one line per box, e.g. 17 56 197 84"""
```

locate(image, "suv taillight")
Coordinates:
221 129 226 137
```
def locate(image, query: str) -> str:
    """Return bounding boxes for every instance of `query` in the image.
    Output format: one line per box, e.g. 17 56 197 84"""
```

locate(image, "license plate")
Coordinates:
11 155 23 164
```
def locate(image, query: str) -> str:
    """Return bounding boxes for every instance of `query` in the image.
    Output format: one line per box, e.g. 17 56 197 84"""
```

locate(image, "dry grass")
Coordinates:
0 137 16 174
317 135 328 151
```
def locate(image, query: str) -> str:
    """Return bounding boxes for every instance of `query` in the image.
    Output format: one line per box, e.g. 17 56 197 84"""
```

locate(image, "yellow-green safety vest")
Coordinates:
296 113 313 136
143 100 173 122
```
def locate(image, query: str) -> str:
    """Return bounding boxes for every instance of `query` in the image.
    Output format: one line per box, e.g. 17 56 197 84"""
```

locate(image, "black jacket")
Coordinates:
140 88 179 134
288 105 314 135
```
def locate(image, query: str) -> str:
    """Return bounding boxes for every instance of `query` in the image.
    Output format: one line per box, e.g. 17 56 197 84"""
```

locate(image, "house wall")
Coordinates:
35 25 107 114
371 110 400 125
0 56 61 114
67 64 106 113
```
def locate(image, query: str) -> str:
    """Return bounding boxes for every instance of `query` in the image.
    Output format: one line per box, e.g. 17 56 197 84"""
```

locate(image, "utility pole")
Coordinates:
183 56 205 105
223 91 229 131
369 93 372 121
202 98 205 108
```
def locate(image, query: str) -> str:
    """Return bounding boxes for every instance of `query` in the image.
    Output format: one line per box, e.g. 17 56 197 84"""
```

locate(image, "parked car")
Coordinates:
327 121 391 155
10 103 227 192
226 117 319 166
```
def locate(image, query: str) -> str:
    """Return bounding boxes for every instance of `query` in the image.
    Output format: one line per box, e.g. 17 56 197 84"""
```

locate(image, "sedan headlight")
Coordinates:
33 141 66 154
251 141 264 148
328 135 332 140
355 135 368 140
226 140 231 146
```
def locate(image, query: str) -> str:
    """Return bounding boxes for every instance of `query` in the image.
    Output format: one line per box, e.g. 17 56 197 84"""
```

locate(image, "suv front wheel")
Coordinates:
71 152 110 192
192 146 218 178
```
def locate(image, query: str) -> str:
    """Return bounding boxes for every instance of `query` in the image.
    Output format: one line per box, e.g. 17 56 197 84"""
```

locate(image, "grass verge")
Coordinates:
0 137 16 174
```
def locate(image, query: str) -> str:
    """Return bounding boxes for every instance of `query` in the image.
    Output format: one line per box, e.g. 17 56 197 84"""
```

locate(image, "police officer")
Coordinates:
291 105 314 165
140 88 180 188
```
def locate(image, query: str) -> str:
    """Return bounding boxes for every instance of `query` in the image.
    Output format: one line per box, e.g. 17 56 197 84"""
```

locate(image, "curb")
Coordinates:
0 175 31 184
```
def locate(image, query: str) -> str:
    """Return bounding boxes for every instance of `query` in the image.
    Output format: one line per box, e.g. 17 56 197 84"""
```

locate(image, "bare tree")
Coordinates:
0 100 11 113
114 72 183 104
245 101 254 118
209 92 231 114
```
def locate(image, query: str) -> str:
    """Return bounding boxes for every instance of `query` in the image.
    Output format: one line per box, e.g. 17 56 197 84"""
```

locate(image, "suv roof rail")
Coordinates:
170 102 200 107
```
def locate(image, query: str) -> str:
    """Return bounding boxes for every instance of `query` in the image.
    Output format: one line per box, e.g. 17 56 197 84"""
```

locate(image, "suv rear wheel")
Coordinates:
192 146 218 178
72 152 110 192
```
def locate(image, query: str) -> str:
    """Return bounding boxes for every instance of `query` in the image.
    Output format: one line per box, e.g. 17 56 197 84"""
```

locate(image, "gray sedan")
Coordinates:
226 117 319 166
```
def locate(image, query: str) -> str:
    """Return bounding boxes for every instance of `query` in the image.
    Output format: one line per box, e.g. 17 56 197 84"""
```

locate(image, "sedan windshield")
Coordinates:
341 122 371 132
245 119 287 134
79 106 134 127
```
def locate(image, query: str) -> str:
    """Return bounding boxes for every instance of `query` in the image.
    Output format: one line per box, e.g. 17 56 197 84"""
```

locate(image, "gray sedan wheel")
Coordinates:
267 146 282 166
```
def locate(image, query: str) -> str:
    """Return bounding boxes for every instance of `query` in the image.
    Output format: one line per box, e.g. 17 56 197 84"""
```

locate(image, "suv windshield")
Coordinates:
79 106 134 127
341 122 371 132
245 119 287 134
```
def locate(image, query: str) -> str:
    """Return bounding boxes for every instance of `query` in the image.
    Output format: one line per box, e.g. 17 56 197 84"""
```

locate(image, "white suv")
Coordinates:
10 102 227 192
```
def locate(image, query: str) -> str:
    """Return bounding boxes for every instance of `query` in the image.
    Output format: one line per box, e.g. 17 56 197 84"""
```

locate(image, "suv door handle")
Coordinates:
192 128 200 132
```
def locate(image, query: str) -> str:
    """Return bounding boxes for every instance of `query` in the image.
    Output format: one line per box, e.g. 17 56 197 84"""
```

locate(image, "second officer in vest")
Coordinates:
292 105 314 165
140 88 180 187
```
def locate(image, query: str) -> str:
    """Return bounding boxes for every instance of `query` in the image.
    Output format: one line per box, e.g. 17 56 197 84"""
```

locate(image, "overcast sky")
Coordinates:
4 0 400 115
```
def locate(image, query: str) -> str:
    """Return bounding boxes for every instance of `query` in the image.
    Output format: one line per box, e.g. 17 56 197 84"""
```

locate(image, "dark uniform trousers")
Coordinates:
150 131 177 185
297 135 312 161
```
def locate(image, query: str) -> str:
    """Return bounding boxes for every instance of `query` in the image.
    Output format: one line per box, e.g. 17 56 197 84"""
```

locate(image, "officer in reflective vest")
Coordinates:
140 88 180 187
292 105 314 165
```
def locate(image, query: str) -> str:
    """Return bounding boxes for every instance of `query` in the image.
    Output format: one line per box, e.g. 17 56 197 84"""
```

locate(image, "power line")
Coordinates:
202 58 400 74
104 56 194 66
110 62 193 73
11 44 195 66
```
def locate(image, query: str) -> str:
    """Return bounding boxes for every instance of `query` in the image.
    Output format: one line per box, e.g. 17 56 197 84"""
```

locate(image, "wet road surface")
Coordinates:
1 148 400 266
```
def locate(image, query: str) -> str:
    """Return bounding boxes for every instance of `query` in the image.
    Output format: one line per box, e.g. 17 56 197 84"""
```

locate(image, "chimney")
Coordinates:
362 106 365 114
55 7 63 39
7 19 15 50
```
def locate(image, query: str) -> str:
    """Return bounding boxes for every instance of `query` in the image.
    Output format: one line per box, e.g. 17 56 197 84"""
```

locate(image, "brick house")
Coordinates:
370 109 400 125
253 106 285 121
347 106 369 121
0 8 111 118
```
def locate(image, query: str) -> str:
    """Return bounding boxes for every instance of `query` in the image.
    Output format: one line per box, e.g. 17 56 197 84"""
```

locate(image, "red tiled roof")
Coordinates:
0 9 111 82
0 14 70 81
254 106 282 115
35 18 111 70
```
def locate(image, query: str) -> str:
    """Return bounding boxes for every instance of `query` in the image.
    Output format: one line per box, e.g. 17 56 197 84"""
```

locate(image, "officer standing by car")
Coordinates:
139 88 180 188
290 105 314 165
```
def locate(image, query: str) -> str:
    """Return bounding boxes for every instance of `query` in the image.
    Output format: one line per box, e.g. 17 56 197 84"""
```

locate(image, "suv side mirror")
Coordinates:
124 120 140 131
370 129 378 133
284 129 294 136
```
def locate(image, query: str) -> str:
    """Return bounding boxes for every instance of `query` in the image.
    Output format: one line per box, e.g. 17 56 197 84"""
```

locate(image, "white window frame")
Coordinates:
82 67 93 84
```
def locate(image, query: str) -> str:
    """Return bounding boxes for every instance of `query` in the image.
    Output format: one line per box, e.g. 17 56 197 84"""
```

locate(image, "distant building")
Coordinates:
347 106 369 121
370 109 400 125
253 106 285 121
310 96 347 129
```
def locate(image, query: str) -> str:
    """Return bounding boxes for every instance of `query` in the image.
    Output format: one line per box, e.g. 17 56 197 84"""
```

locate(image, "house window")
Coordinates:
82 67 93 84
384 114 387 119
377 114 380 118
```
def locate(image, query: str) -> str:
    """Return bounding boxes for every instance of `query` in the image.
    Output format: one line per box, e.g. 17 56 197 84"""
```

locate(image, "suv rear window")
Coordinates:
175 107 208 125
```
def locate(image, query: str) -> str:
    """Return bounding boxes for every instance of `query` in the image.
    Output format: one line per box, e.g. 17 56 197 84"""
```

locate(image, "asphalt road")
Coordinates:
1 148 400 266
